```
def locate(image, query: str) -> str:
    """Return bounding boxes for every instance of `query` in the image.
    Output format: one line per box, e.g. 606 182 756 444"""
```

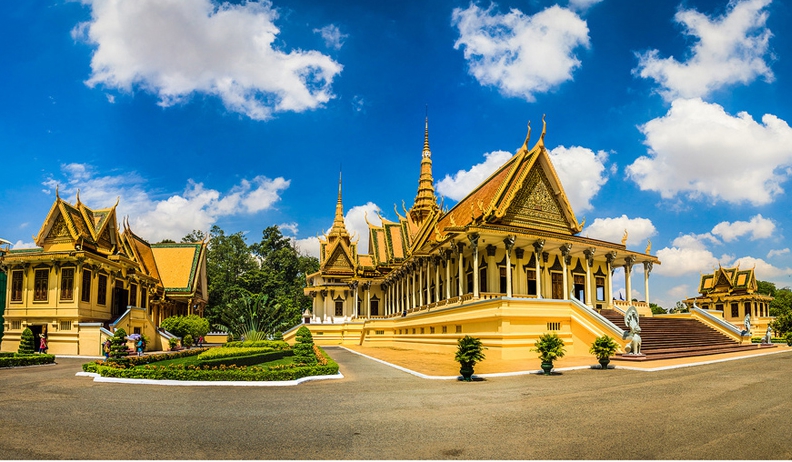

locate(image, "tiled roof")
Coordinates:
150 243 202 293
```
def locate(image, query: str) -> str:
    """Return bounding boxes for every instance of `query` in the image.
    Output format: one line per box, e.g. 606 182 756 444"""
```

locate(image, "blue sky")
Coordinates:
1 0 791 309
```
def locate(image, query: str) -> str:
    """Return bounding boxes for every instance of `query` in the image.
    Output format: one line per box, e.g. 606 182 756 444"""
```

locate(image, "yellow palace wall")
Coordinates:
286 297 629 360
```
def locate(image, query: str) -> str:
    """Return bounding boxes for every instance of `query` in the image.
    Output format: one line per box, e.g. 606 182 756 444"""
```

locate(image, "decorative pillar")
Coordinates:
444 249 452 299
349 281 359 318
606 252 617 307
417 259 424 307
469 233 480 298
643 261 653 306
434 256 441 302
514 248 524 295
560 243 572 300
504 235 516 297
624 255 636 303
486 244 497 293
583 248 596 307
456 242 465 296
426 257 431 304
533 240 545 299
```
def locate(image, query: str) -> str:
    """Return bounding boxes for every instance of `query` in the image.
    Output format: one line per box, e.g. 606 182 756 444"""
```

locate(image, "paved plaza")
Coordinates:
1 347 791 459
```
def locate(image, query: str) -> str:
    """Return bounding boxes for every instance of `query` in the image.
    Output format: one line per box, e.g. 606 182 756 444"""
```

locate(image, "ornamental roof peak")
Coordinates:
411 116 439 221
328 170 350 240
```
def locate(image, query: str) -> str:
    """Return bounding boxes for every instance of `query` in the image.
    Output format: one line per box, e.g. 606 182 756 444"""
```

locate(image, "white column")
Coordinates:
469 233 480 298
624 256 635 303
434 257 440 302
457 243 464 296
560 244 572 300
584 248 595 307
445 250 452 299
606 252 616 307
504 235 515 297
643 261 652 306
533 240 544 299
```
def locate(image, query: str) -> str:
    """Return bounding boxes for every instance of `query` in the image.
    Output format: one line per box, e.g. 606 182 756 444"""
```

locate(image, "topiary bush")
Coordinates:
183 334 194 348
18 328 36 355
293 326 317 365
109 328 130 363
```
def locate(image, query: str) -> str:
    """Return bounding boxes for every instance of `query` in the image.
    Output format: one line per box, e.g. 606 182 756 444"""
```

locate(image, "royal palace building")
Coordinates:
0 193 207 355
290 119 661 359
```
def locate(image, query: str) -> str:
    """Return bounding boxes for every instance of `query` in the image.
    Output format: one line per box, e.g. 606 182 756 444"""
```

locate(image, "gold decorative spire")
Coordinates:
328 170 350 240
411 116 440 222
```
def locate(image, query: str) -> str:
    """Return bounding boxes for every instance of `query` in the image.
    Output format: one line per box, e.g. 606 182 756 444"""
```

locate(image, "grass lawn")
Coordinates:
136 354 298 368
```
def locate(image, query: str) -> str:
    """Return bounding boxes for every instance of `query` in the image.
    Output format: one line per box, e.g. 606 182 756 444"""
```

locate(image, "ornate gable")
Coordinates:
323 243 354 273
498 165 569 233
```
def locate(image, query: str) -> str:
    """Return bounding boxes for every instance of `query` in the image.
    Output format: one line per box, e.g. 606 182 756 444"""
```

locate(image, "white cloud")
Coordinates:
437 150 512 201
548 145 609 213
568 0 604 13
313 24 347 50
711 214 775 242
767 248 790 259
627 98 792 205
634 0 773 101
12 240 38 250
44 163 289 243
583 215 656 248
732 256 792 286
74 0 342 120
452 4 589 101
278 222 299 235
295 202 383 259
654 233 721 277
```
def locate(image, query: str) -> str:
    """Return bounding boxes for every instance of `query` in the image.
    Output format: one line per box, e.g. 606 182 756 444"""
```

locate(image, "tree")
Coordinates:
769 288 792 317
214 292 293 341
109 328 129 361
757 280 777 298
18 328 35 355
649 303 666 315
204 225 258 327
160 315 209 340
182 230 207 243
157 239 176 244
672 301 689 313
293 326 317 365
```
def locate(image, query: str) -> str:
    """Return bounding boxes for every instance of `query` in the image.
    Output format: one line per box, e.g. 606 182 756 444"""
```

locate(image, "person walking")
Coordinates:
39 335 47 354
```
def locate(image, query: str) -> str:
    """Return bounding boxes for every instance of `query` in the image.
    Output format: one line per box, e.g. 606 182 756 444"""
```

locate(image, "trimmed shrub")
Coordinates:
108 328 130 366
223 340 290 350
199 346 276 361
197 350 293 368
85 348 206 369
294 326 316 365
168 337 180 350
18 328 35 355
160 315 210 340
183 334 194 348
0 354 56 367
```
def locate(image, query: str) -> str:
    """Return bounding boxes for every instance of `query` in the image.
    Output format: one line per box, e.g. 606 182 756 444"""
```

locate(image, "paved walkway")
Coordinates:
343 342 792 376
2 346 792 459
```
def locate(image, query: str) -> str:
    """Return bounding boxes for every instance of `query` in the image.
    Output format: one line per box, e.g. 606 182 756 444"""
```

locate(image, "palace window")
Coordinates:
10 270 23 302
60 268 75 301
430 326 435 334
527 269 537 296
11 320 22 330
335 300 343 316
442 325 447 334
370 298 379 316
595 277 605 301
140 287 147 309
60 320 72 331
547 322 561 331
551 272 564 299
97 274 108 305
745 302 752 317
420 327 425 334
715 303 723 312
34 269 49 301
455 325 462 333
81 269 92 302
731 303 739 318
466 268 474 294
479 266 487 292
499 267 508 293
130 283 138 307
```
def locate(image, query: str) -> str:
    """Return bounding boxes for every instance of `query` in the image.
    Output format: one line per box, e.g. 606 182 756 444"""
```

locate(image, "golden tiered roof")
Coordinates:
34 190 121 255
318 172 357 275
699 265 758 295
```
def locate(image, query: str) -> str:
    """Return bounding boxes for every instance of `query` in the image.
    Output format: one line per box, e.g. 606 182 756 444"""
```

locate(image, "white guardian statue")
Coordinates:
622 306 643 355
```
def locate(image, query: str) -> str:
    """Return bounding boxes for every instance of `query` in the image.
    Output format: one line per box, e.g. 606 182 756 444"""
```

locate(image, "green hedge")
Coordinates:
82 347 336 381
0 352 14 358
750 337 787 344
197 350 293 367
198 346 278 361
222 340 290 350
0 354 56 367
101 348 207 368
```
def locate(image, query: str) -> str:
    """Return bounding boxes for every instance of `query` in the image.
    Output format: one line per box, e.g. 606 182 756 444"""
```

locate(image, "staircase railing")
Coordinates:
569 297 627 339
691 307 746 341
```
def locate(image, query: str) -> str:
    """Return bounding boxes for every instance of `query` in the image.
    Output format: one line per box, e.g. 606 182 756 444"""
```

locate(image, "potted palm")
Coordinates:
455 335 486 381
589 335 619 369
533 333 565 375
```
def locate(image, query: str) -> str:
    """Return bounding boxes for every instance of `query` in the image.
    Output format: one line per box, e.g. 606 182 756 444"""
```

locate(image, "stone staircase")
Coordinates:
600 309 767 361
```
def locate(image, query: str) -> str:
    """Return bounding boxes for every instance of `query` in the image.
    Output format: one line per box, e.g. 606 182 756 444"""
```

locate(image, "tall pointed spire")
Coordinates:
329 169 350 240
411 116 440 222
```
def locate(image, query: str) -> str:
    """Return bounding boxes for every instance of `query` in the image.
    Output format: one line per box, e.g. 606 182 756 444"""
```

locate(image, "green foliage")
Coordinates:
533 333 566 363
214 292 292 341
769 288 792 319
770 311 792 335
649 303 666 315
750 337 786 344
589 335 619 359
756 280 777 297
0 353 55 367
786 332 792 346
672 301 689 313
454 335 486 367
203 225 318 332
109 328 129 361
223 340 290 349
198 346 280 361
182 230 207 243
293 326 317 365
82 347 337 381
183 334 193 348
168 338 180 350
160 315 210 340
197 350 293 368
18 328 35 355
88 348 206 368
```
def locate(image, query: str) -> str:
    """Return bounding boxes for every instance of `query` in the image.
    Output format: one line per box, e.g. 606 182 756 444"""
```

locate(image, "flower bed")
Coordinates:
0 353 56 367
82 347 337 381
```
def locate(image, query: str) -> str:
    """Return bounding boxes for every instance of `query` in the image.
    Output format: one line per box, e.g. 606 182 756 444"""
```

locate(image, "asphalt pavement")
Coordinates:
0 347 790 459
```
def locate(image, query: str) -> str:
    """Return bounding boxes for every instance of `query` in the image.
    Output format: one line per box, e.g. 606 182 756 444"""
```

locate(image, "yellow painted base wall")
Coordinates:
285 298 629 360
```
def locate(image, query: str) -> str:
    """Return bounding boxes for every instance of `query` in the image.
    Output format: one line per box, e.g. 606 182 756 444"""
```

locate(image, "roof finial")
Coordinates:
423 110 430 156
55 184 60 200
520 121 531 151
540 114 547 145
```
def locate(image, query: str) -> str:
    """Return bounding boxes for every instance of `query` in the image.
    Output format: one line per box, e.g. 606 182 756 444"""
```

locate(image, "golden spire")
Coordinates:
411 116 440 222
328 170 350 240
